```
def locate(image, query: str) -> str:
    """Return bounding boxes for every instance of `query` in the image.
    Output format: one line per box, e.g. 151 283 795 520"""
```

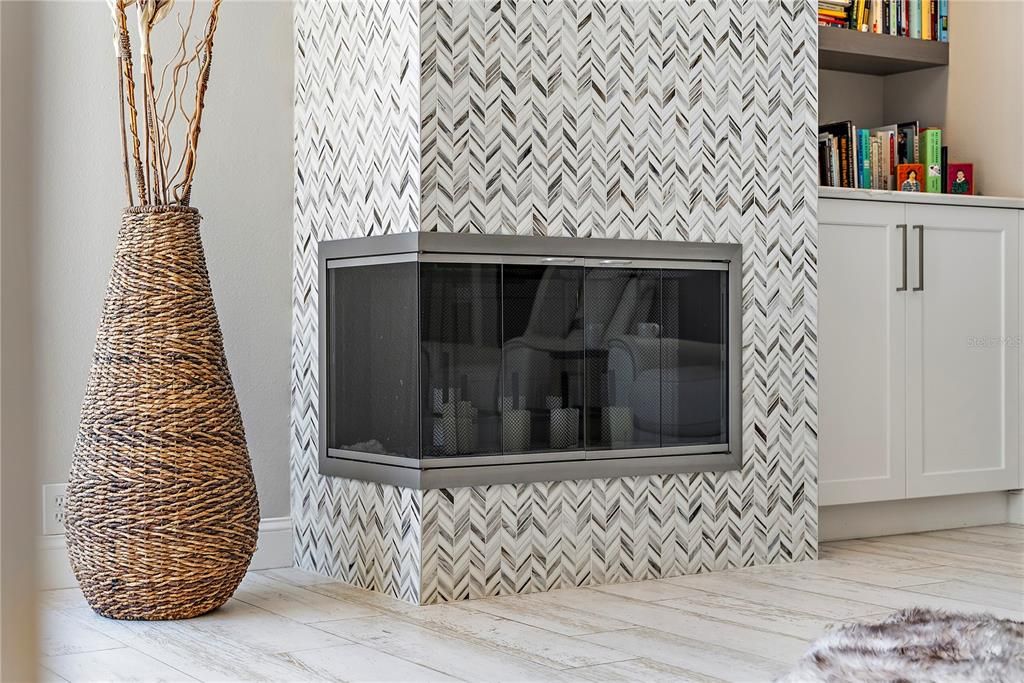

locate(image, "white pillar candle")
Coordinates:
601 406 634 447
549 407 579 449
502 408 531 452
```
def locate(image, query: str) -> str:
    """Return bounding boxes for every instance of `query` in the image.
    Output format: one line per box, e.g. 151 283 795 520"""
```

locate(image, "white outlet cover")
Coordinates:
42 483 68 535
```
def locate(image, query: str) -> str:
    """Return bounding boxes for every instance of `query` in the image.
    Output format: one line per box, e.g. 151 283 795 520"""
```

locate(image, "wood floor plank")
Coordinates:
303 579 422 614
38 665 69 683
580 627 788 682
312 615 573 681
902 565 1024 593
403 604 634 669
965 524 1024 541
234 573 381 623
255 566 341 587
651 585 837 640
519 588 811 665
817 544 939 571
183 599 350 654
745 568 1024 620
737 558 946 588
918 528 1023 546
662 571 882 620
562 657 725 683
829 539 1024 577
903 580 1024 612
458 594 635 637
872 534 1024 563
44 648 198 682
62 607 328 681
40 609 124 658
279 643 461 682
587 579 710 602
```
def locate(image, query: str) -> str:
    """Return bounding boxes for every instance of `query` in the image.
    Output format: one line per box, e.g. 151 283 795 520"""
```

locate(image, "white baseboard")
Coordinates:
38 517 293 591
1010 490 1024 525
820 492 1014 542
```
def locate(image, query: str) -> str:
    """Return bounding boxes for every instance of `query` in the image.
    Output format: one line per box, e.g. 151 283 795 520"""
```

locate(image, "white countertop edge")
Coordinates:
819 187 1024 211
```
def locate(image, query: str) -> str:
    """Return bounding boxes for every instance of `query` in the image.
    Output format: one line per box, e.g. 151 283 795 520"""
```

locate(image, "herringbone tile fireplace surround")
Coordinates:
293 0 819 605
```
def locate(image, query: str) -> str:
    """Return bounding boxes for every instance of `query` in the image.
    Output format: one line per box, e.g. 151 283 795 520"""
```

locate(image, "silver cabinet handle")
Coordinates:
541 257 577 264
598 259 633 265
896 224 907 292
912 224 924 291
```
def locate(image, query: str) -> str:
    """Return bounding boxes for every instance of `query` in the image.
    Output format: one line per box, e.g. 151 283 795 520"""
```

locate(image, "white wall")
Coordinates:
1 1 293 520
945 0 1024 198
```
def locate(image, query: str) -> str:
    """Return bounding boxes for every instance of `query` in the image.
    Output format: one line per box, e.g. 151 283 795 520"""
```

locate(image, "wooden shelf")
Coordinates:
819 26 949 75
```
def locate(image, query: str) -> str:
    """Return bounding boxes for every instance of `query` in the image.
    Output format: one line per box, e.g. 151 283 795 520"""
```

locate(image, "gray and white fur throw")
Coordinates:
778 608 1024 682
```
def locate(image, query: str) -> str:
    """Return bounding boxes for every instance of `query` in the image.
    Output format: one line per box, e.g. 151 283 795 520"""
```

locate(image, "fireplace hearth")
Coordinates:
319 233 741 489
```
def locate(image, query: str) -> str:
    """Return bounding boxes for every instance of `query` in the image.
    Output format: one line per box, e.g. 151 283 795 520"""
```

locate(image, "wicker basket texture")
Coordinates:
66 206 259 620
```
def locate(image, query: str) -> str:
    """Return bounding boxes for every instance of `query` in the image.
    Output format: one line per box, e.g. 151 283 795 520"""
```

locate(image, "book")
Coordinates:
858 128 871 188
921 0 931 40
910 0 921 39
938 0 949 41
897 121 919 164
819 121 858 188
930 0 938 39
948 163 974 195
897 163 925 192
818 136 830 186
921 127 943 193
870 124 898 189
940 145 948 192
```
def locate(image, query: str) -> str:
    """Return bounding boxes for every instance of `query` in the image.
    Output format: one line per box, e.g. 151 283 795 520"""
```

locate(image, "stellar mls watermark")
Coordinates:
967 335 1022 349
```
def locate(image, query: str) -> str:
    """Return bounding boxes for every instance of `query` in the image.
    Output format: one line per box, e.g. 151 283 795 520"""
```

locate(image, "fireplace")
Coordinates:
319 233 741 488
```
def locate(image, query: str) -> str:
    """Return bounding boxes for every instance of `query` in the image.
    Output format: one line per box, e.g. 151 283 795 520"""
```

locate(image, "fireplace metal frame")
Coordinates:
318 233 743 489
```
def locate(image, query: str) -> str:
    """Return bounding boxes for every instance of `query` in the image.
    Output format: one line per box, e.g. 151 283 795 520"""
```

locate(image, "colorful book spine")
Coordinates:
921 0 931 40
910 0 921 39
922 128 942 193
889 0 898 34
938 0 949 41
859 129 871 189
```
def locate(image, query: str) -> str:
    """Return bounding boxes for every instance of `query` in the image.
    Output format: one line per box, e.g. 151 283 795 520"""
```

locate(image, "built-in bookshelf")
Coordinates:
818 4 953 194
819 26 949 75
819 3 1023 198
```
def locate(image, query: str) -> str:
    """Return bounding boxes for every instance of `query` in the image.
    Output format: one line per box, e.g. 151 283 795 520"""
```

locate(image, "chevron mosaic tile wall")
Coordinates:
294 0 819 605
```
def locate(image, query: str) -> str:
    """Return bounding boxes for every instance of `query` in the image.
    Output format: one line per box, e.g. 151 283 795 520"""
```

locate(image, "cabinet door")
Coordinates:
906 205 1021 498
818 199 909 505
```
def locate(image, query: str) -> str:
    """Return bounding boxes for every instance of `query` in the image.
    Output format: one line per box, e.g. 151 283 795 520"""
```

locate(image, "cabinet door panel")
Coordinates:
818 199 908 505
906 205 1020 498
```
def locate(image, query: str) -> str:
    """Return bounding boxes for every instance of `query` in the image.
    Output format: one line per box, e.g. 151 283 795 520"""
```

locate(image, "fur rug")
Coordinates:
778 608 1024 682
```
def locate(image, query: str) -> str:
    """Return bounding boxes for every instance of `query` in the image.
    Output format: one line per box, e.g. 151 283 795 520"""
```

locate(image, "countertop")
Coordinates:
819 187 1024 211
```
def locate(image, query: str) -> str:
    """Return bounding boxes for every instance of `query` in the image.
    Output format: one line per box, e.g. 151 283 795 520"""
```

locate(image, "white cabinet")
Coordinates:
819 197 1020 506
818 201 907 505
905 205 1020 497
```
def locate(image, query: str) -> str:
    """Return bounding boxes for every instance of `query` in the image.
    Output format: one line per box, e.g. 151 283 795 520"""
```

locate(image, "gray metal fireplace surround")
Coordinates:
319 233 742 489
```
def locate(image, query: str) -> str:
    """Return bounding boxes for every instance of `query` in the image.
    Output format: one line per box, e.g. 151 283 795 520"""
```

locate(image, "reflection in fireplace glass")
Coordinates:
420 263 502 456
502 265 584 452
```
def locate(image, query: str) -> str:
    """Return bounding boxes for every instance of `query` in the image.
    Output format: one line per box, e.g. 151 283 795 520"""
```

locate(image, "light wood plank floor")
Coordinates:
41 525 1024 682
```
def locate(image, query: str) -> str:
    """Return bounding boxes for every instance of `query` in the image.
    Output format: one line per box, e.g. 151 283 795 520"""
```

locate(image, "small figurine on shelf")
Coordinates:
948 164 974 195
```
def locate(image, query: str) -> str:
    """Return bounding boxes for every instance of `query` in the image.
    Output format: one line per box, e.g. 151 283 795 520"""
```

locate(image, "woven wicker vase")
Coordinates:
66 206 259 620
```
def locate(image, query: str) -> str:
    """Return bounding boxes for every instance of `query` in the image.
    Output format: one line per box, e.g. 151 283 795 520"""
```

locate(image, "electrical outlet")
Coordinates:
42 483 68 535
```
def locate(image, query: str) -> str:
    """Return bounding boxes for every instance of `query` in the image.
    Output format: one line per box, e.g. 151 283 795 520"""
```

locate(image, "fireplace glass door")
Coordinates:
321 233 740 485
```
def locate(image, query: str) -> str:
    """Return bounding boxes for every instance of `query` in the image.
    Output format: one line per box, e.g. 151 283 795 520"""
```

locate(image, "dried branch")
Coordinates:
110 0 146 205
108 0 222 208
